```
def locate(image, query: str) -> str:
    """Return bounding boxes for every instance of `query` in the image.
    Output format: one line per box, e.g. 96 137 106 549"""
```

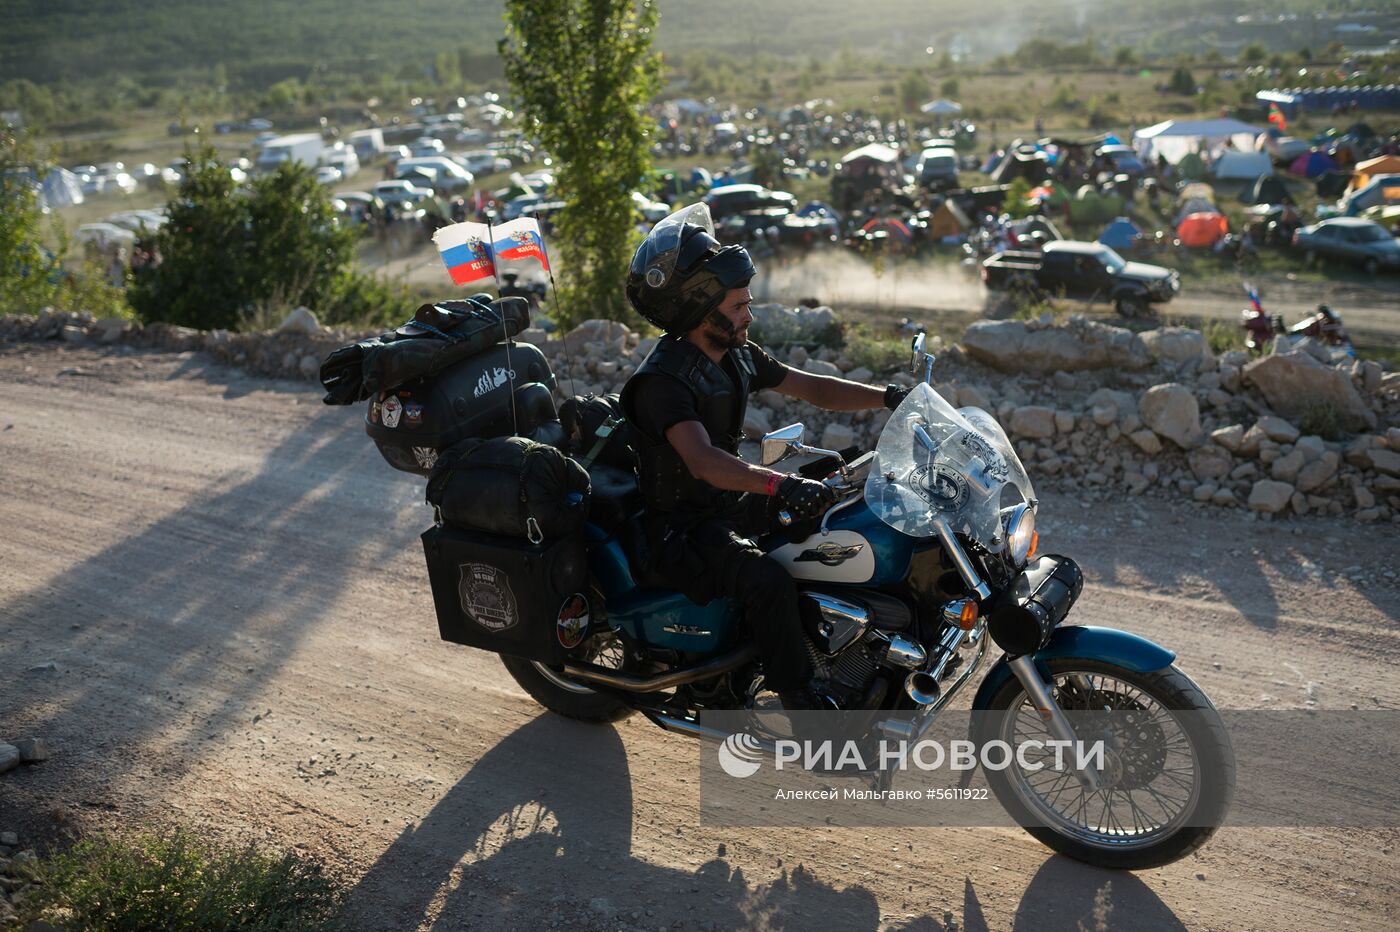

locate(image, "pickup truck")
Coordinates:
981 240 1180 317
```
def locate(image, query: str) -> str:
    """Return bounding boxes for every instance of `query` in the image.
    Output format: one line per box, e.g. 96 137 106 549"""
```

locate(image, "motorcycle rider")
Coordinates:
620 204 910 712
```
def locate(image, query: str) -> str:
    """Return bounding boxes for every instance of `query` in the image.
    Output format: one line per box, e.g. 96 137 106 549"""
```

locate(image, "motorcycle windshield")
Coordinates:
864 383 1034 549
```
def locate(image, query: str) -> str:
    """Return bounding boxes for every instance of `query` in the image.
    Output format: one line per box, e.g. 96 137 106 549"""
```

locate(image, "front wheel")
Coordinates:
974 658 1234 870
1114 293 1148 318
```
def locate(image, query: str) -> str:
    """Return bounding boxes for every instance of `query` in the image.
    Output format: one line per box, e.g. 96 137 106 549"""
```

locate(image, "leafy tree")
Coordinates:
1168 65 1197 95
1112 46 1138 67
1241 42 1267 64
0 128 64 314
500 0 662 328
899 71 931 112
129 145 355 330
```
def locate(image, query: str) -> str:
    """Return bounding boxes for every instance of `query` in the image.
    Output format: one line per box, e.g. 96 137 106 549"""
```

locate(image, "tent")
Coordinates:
1246 175 1292 206
39 167 84 209
1176 152 1207 181
840 142 900 166
1098 217 1142 251
1289 151 1338 178
926 200 971 238
1352 155 1400 191
1214 150 1272 180
920 99 962 115
990 145 1049 184
1177 212 1229 248
1176 182 1216 206
1342 176 1400 216
1133 118 1263 165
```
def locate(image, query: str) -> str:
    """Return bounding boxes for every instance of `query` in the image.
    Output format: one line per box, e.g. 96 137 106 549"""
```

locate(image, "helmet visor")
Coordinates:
630 202 716 289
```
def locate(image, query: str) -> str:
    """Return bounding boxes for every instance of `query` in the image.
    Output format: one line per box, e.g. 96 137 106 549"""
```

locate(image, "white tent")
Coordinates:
39 167 84 209
1133 119 1263 166
920 99 962 115
1214 150 1273 180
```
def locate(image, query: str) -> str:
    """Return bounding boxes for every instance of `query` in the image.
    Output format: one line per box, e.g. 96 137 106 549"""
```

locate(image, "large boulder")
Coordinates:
275 306 322 336
1138 383 1204 449
1242 350 1377 431
564 318 633 354
961 318 1150 374
1140 327 1211 372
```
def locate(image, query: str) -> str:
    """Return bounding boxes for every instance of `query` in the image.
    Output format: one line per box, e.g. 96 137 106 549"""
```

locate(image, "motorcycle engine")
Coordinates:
798 590 913 698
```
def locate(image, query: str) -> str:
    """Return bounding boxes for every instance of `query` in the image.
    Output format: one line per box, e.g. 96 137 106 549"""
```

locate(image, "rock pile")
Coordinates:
0 828 40 925
5 307 1397 523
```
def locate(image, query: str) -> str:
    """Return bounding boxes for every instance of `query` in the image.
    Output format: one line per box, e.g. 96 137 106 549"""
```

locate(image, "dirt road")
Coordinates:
2 342 1398 931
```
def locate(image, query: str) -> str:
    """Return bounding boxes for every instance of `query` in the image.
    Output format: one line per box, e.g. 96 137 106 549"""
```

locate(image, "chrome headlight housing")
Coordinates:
1004 502 1037 567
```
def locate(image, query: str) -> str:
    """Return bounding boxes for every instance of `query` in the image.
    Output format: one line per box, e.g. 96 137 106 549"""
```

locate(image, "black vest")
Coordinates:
620 336 755 514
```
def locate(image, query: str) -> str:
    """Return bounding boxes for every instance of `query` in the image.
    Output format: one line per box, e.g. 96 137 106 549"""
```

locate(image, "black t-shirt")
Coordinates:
630 341 788 441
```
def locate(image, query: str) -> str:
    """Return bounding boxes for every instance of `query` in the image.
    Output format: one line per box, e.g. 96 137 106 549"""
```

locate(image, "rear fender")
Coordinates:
971 625 1177 710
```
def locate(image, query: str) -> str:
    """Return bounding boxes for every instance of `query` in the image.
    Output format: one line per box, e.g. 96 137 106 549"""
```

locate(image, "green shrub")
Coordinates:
842 324 908 375
16 830 343 931
1297 400 1347 441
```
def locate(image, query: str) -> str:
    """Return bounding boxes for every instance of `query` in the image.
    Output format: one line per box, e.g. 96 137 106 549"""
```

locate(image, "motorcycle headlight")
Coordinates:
1005 502 1037 567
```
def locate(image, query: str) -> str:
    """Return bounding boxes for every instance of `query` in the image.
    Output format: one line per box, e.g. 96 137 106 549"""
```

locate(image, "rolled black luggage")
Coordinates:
425 436 591 542
985 555 1084 656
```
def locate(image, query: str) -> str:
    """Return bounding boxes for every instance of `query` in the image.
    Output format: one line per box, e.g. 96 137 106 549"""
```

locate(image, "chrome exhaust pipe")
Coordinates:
644 712 735 742
562 644 757 693
904 671 941 706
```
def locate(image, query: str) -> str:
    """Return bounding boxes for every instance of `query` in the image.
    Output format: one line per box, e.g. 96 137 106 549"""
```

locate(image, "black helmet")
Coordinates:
627 203 755 334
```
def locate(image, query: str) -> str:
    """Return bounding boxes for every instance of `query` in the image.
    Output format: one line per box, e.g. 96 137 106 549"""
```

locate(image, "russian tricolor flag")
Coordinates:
491 217 550 272
433 221 498 286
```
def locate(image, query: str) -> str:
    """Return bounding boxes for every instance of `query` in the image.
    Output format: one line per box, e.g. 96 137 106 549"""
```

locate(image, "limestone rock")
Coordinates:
1141 327 1211 371
743 405 772 440
94 316 130 343
1355 486 1376 509
1294 452 1340 493
1255 415 1300 444
1248 479 1295 514
1129 429 1162 454
563 319 632 354
1242 351 1377 431
1293 435 1326 461
1091 404 1117 427
750 303 836 344
1211 487 1238 507
0 744 18 774
845 366 874 384
1139 383 1203 449
275 306 322 336
1193 482 1217 502
1009 406 1057 439
1211 424 1245 453
1368 449 1400 478
13 738 49 762
958 384 992 410
298 354 319 379
961 318 1151 374
1086 388 1138 420
820 422 857 451
1054 410 1076 434
803 358 843 378
1188 445 1233 481
1270 449 1307 484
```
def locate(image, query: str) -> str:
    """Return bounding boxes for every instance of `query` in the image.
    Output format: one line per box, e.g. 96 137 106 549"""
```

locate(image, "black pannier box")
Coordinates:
421 524 589 664
366 341 558 475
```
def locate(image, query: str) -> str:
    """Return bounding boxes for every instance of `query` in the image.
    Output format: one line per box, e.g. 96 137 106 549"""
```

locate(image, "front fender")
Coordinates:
971 625 1177 710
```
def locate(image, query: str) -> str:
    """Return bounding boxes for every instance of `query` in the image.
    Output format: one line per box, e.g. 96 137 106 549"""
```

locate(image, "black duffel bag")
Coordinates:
426 436 591 542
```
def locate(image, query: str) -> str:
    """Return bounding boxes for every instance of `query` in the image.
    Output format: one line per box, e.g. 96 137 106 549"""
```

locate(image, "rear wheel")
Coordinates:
974 658 1234 870
500 631 636 723
1114 293 1148 318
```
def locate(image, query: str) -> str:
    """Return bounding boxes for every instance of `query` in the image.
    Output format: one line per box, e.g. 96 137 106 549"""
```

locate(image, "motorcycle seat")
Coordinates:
587 463 643 538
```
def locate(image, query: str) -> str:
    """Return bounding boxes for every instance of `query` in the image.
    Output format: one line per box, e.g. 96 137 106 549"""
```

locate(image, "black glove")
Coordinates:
884 383 911 411
776 476 836 521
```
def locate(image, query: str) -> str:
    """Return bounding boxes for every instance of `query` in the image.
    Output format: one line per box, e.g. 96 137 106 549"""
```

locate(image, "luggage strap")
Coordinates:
577 416 623 470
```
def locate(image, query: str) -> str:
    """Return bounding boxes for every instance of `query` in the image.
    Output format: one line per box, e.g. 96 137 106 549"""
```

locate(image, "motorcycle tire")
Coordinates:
974 657 1234 871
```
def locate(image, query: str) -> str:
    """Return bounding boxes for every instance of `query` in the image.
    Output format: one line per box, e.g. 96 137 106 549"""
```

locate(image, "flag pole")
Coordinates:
485 211 520 437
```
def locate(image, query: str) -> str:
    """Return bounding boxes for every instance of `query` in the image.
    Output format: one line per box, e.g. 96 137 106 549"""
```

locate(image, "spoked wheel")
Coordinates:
500 630 636 723
975 658 1234 870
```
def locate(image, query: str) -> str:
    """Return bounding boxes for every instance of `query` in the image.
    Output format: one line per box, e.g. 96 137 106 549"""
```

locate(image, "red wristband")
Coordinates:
765 473 782 496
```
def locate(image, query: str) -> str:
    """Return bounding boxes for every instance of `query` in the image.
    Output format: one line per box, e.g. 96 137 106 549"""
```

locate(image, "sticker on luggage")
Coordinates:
458 562 519 631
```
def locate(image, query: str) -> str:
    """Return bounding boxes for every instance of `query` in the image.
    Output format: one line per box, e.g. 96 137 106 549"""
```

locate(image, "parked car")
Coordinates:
915 149 959 192
457 150 513 176
1293 217 1400 274
314 166 343 186
982 240 1180 316
408 136 447 158
370 180 435 205
395 156 473 195
703 183 797 220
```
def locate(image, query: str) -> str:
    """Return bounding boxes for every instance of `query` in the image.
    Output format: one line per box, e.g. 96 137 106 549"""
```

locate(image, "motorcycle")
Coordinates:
497 333 1235 870
1242 287 1354 356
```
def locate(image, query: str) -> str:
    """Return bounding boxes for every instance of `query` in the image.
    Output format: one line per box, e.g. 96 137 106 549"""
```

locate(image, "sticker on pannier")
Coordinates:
555 593 590 649
458 562 519 632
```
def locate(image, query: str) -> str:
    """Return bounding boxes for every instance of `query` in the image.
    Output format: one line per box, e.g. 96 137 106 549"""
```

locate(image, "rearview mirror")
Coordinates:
760 423 805 466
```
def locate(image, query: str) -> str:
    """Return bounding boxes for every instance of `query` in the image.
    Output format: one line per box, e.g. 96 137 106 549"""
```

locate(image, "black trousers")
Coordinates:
644 499 811 694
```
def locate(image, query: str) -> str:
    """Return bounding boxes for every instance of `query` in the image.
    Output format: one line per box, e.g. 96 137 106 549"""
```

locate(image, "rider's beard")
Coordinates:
700 310 746 352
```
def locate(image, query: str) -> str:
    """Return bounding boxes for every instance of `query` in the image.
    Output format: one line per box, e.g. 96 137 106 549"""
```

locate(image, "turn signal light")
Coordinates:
1027 531 1040 561
958 601 979 630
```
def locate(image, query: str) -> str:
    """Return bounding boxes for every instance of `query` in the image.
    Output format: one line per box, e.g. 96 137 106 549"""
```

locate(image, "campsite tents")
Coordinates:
1133 118 1263 165
1290 151 1338 178
1214 150 1272 180
1246 175 1292 206
1177 212 1229 248
1176 152 1207 181
990 145 1049 185
920 99 962 115
1342 176 1400 217
926 200 971 239
39 167 84 209
1098 217 1142 251
1352 155 1400 191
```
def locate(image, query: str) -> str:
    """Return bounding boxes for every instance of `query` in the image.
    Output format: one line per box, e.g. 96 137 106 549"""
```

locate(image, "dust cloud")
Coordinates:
752 250 988 314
